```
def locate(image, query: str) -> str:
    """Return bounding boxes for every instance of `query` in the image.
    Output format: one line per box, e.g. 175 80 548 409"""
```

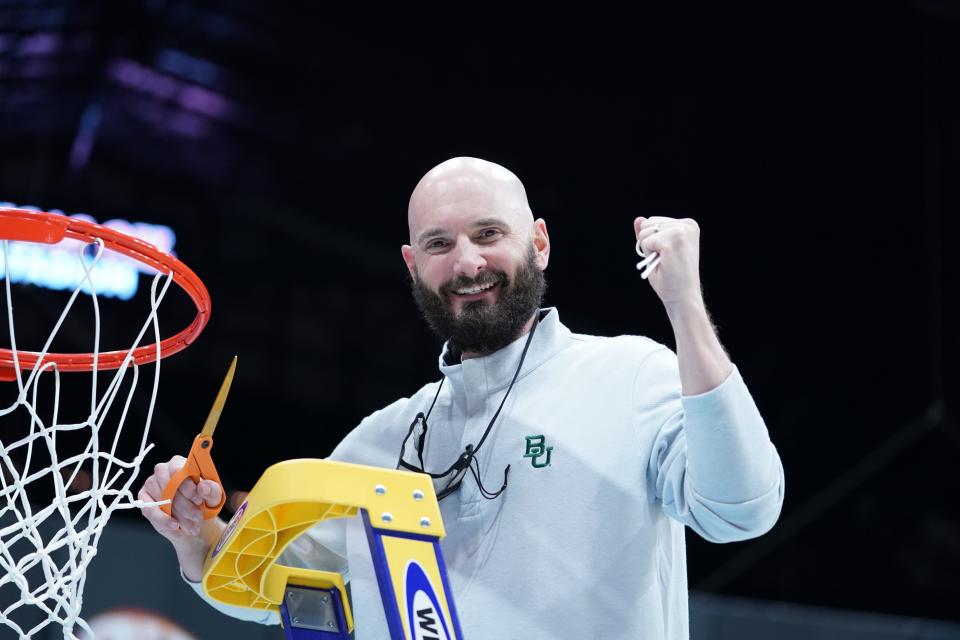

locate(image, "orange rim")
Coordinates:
0 207 211 381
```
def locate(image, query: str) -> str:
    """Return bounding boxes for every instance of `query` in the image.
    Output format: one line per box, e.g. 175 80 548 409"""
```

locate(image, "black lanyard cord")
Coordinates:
472 308 541 454
470 457 510 500
397 308 542 498
396 378 445 474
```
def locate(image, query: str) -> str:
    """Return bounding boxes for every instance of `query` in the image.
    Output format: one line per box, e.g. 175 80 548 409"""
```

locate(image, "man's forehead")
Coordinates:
411 187 503 224
408 159 532 237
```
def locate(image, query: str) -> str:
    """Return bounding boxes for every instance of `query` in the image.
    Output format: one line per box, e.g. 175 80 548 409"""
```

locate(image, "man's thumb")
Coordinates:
198 480 222 507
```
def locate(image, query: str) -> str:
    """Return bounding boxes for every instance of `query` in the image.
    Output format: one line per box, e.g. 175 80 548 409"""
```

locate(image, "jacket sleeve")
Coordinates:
637 348 785 543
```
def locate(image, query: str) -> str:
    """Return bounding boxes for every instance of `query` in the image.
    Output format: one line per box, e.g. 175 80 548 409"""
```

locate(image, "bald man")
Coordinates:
139 157 784 639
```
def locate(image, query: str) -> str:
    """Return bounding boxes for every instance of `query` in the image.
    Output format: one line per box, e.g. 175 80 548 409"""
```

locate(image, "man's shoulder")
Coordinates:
565 327 674 364
358 379 442 428
328 380 442 465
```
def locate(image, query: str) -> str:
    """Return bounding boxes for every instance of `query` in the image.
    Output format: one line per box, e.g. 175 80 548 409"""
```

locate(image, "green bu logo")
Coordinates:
523 435 553 468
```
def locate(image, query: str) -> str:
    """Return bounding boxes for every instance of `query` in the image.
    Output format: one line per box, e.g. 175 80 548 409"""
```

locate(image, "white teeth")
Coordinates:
455 282 496 295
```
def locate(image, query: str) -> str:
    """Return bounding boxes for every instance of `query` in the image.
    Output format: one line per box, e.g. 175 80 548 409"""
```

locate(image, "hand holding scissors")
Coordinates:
160 356 237 520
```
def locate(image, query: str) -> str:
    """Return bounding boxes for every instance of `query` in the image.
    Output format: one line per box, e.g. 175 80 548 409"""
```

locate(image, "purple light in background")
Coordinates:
178 86 230 119
16 32 61 56
108 59 178 100
133 100 210 139
107 57 235 131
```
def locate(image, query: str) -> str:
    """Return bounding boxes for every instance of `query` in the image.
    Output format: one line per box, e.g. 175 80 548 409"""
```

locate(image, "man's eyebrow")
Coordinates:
472 217 512 230
417 228 448 245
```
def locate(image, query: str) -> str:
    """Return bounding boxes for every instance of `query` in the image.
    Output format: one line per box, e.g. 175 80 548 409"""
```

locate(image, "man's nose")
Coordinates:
451 240 487 278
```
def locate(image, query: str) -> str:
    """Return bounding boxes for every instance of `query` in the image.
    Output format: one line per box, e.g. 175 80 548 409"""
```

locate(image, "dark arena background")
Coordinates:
0 2 957 639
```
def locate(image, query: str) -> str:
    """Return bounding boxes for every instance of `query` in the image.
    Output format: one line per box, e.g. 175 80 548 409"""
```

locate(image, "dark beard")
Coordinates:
411 245 547 356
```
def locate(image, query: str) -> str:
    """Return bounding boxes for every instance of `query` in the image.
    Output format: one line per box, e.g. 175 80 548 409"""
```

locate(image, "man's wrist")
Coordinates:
175 538 212 582
663 292 707 327
661 290 733 395
174 517 226 582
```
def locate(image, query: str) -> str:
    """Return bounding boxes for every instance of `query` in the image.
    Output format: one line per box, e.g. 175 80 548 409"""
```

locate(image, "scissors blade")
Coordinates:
200 355 237 438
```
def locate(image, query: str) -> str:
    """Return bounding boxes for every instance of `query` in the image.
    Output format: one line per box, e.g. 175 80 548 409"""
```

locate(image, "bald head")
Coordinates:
407 157 534 243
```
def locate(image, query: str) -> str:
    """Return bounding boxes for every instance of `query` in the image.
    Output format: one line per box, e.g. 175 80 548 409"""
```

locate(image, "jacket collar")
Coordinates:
437 307 570 406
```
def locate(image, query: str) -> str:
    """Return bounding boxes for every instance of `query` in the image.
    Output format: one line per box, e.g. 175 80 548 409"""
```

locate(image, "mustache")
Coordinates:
438 270 506 295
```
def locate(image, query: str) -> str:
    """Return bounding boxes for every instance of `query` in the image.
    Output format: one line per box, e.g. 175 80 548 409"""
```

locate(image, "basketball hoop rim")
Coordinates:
0 207 211 381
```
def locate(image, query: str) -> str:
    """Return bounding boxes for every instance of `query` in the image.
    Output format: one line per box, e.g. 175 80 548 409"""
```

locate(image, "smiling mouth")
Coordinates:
451 281 498 296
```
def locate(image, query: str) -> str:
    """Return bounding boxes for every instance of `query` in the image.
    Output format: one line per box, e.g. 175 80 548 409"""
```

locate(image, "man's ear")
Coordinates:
533 219 551 270
401 244 417 279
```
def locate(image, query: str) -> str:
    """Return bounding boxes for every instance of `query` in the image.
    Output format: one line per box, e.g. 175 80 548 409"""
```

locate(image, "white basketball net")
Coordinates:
0 238 172 639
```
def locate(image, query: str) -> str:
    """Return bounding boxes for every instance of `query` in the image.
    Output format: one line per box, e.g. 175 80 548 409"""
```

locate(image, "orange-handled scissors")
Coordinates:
160 356 236 520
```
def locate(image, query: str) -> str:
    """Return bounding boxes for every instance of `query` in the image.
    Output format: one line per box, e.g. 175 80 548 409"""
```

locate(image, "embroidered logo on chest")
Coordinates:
523 434 553 468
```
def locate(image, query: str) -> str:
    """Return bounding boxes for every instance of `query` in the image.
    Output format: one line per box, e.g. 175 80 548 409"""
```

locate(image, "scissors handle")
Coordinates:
159 434 226 520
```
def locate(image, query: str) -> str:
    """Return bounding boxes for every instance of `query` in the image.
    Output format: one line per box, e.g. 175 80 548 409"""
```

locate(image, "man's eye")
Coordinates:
478 229 500 241
427 239 448 250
